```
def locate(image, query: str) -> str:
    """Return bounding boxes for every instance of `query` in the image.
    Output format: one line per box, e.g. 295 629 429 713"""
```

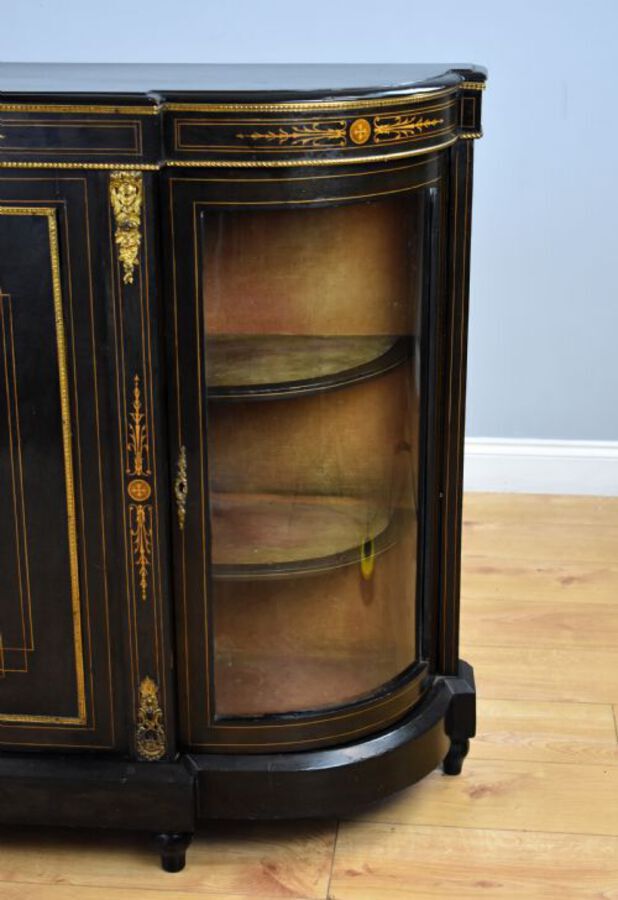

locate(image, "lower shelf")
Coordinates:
214 652 410 718
210 490 409 577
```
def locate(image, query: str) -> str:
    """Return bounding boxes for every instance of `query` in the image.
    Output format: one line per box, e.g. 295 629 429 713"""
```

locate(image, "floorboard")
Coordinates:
1 493 616 898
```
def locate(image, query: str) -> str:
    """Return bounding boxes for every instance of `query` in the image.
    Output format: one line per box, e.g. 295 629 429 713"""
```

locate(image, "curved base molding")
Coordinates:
0 662 475 867
188 660 475 819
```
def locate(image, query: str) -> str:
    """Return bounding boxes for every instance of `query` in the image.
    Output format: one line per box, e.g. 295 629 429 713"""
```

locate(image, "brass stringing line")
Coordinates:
0 119 141 156
142 190 166 702
48 209 87 722
79 172 116 745
201 673 424 742
0 294 30 666
56 194 97 725
5 294 34 655
0 207 86 725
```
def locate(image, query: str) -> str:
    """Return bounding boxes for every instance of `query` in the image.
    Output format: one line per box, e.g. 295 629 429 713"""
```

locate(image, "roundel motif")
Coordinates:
128 478 152 502
349 118 372 145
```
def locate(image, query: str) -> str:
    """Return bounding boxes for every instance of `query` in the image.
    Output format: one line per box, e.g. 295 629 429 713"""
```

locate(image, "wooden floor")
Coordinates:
1 493 617 899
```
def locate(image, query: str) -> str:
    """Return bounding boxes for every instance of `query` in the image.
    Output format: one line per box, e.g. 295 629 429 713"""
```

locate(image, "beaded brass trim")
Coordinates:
0 162 160 170
0 103 158 115
459 81 486 91
163 86 457 112
135 676 166 761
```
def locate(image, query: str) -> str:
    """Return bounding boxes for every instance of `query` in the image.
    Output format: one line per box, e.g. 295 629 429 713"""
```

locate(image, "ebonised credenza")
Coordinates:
0 63 485 871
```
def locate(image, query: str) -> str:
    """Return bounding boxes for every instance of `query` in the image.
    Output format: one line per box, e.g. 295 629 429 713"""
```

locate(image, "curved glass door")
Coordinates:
202 193 426 718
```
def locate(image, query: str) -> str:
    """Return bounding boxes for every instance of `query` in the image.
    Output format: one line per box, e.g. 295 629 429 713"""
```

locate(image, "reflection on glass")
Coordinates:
202 194 425 717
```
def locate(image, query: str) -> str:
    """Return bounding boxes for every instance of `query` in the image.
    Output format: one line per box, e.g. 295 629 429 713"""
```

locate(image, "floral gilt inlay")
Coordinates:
235 109 445 151
373 114 444 143
126 374 153 601
130 504 153 601
127 375 150 477
236 121 347 148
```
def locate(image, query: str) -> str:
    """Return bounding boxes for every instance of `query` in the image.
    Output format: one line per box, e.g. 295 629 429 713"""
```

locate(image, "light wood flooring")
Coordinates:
1 493 617 899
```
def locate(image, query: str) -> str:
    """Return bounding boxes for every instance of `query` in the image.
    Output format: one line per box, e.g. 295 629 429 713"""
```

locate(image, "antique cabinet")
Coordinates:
0 63 485 871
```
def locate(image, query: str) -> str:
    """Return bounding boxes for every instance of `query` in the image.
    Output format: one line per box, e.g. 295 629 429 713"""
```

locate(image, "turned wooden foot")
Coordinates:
442 738 470 776
154 832 193 872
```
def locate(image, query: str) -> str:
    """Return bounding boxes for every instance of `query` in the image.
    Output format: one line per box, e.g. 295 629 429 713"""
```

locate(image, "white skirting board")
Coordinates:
464 438 618 496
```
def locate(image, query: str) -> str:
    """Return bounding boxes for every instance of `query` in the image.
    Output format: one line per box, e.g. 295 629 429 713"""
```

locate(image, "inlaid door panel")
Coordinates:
0 176 125 750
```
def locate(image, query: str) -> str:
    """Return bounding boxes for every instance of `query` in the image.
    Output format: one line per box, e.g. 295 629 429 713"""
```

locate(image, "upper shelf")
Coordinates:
206 336 412 400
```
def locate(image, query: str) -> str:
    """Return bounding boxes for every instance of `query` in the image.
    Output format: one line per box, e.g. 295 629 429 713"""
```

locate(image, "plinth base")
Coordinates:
0 661 475 869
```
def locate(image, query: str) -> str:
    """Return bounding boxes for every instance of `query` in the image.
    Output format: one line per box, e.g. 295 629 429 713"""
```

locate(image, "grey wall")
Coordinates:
3 0 617 440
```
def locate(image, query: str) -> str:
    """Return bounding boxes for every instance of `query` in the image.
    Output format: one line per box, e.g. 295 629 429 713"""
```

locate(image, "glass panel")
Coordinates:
202 193 425 717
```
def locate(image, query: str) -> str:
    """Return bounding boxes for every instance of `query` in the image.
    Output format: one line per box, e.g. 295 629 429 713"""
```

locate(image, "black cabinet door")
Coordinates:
164 159 447 753
0 174 124 751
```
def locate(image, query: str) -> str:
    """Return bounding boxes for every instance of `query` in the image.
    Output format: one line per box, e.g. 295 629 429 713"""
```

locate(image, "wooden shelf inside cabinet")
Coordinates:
213 652 412 718
210 492 413 580
206 335 413 400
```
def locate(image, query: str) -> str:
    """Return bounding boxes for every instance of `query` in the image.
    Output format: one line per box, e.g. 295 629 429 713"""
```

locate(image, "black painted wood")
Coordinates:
0 173 125 751
0 63 484 869
0 754 195 831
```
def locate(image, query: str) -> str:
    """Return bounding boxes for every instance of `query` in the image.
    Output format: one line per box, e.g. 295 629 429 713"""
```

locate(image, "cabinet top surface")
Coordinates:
0 63 486 101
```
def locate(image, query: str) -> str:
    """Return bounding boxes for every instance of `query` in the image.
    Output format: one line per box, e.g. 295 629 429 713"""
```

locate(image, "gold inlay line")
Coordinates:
0 206 86 725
